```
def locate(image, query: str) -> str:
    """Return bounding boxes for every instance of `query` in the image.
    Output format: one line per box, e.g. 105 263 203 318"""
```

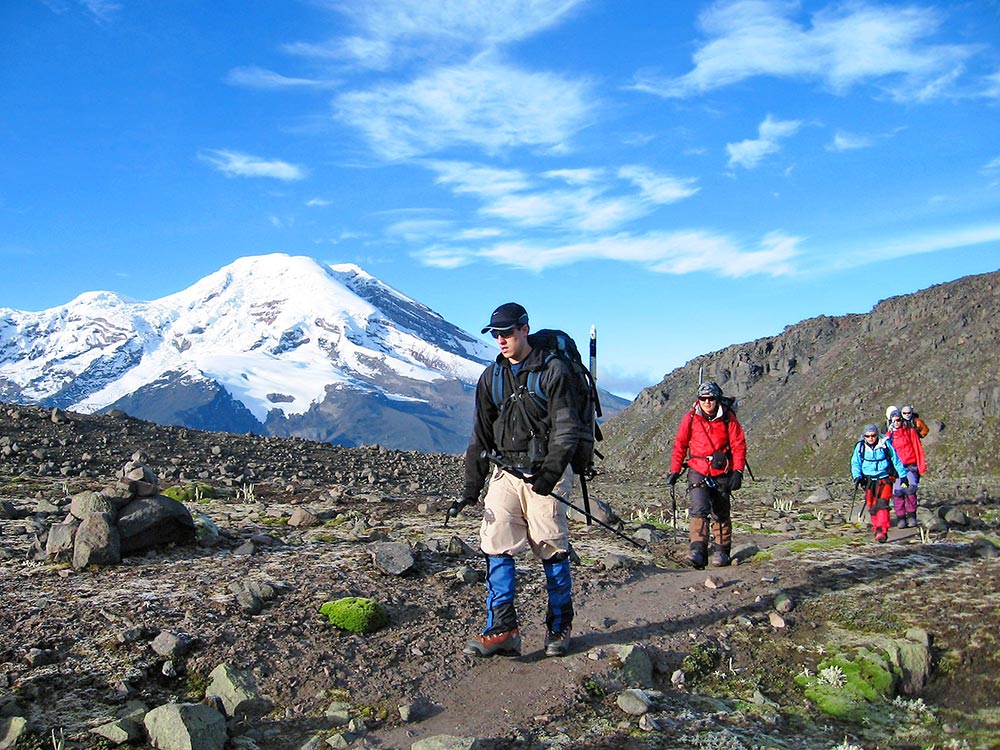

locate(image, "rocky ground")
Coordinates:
1 405 999 750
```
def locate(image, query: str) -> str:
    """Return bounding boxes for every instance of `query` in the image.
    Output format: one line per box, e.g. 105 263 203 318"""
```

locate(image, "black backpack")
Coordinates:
490 328 603 477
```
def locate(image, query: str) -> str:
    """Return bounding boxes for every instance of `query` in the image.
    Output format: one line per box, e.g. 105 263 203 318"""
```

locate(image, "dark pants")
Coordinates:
688 470 732 521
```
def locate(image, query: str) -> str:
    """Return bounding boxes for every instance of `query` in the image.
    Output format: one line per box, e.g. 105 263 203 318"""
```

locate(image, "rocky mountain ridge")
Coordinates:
602 268 1000 479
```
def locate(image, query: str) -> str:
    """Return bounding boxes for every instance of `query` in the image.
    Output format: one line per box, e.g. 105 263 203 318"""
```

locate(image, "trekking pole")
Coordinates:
482 452 647 550
669 482 677 545
580 474 593 526
581 324 598 525
743 460 757 482
848 481 860 524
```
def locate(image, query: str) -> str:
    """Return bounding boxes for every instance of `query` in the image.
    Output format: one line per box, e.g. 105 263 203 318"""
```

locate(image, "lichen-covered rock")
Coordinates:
320 597 389 634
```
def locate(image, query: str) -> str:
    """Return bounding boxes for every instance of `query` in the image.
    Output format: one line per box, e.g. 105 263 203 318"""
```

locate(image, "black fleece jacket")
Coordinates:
463 344 582 502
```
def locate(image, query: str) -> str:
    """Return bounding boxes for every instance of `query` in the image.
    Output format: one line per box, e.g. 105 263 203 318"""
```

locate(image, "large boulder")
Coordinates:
73 512 121 570
117 496 196 554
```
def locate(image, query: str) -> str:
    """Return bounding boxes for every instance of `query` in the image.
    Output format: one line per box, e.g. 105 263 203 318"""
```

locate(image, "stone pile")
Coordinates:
43 450 195 569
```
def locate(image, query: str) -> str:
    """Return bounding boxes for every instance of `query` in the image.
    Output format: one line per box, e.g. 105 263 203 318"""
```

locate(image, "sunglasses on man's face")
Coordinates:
491 326 519 339
864 433 878 439
699 396 717 402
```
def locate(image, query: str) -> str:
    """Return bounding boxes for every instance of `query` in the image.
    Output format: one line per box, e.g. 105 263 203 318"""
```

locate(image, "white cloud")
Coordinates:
477 229 800 276
428 161 534 198
413 244 478 269
385 218 456 242
828 130 873 152
225 66 335 90
199 150 307 181
633 0 978 103
727 115 802 169
482 188 647 232
832 223 1000 268
324 0 585 69
425 161 699 234
306 198 333 207
543 168 606 185
336 60 594 160
618 165 700 204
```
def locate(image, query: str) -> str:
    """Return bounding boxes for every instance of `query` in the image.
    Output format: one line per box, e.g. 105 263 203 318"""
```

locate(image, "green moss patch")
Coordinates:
320 597 389 634
795 647 896 722
162 482 217 503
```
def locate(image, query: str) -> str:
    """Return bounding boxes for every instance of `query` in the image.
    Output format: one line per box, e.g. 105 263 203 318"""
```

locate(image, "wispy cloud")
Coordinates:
225 66 336 90
828 223 1000 270
618 165 700 204
336 60 594 160
476 229 800 276
428 161 534 198
827 130 874 152
310 0 586 70
425 160 699 233
199 149 307 181
40 0 121 23
727 115 802 169
632 1 978 103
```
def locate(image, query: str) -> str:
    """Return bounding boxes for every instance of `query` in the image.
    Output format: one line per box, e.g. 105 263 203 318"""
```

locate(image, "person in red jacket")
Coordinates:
887 409 927 528
667 381 747 568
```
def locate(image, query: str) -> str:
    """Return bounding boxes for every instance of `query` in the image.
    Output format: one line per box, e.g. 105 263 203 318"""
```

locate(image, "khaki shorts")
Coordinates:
479 465 573 560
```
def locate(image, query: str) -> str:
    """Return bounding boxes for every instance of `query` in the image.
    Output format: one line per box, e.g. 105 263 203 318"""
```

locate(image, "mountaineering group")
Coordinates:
449 302 930 658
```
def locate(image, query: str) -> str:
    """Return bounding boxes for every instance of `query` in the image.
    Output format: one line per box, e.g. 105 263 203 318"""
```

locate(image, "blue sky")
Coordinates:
3 0 1000 398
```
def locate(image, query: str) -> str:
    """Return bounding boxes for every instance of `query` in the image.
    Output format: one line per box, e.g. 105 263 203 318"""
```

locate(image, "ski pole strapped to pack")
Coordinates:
489 328 603 478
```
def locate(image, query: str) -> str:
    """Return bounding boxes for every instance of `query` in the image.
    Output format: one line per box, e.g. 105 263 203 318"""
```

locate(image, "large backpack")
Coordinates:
490 328 603 477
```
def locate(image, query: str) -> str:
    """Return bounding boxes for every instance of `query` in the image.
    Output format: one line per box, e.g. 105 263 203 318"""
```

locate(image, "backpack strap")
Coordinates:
525 353 557 404
490 363 502 408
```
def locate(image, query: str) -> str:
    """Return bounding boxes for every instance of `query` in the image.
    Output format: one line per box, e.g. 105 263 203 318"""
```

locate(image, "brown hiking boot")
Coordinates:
544 629 571 657
463 629 522 657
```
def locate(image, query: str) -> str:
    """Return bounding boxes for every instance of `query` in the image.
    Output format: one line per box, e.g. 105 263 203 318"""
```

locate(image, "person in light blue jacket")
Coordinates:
850 424 907 543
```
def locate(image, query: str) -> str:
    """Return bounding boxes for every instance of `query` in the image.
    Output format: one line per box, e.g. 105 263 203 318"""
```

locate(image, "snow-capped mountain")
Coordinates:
0 254 496 453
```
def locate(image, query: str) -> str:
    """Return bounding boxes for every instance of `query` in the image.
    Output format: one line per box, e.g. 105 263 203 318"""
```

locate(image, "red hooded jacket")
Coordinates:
670 403 747 477
888 423 927 474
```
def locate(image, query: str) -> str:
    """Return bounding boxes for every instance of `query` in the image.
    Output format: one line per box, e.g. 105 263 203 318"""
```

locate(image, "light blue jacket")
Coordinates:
851 438 906 481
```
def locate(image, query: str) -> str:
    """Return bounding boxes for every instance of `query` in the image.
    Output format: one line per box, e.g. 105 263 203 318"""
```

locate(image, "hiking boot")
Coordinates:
544 629 572 657
906 515 919 528
896 517 907 529
875 531 888 543
463 629 521 657
711 547 731 567
686 546 707 570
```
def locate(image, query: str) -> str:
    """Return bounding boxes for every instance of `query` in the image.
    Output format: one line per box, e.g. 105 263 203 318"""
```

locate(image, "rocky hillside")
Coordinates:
601 269 1000 479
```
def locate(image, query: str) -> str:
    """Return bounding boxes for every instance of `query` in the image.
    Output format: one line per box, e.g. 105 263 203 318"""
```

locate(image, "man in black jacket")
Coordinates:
453 302 582 658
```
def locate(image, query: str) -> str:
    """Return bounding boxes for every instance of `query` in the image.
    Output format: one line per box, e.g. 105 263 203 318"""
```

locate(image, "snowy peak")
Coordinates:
0 254 494 437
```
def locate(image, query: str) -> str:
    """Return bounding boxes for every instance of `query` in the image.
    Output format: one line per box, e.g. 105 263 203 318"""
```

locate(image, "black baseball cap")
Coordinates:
481 302 529 333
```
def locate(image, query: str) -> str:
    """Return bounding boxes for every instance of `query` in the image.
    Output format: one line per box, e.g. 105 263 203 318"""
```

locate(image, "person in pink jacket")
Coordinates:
887 409 927 528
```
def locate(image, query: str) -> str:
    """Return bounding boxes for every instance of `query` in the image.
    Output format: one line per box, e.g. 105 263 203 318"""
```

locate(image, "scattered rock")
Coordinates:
206 663 273 720
143 702 227 750
615 688 652 716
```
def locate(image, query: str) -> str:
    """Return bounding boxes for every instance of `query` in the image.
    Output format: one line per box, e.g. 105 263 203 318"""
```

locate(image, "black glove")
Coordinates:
448 495 478 517
530 470 559 497
900 477 909 488
667 472 681 486
729 470 743 491
854 476 865 489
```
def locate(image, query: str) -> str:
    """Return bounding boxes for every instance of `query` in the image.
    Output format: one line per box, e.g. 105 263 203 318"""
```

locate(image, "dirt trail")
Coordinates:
370 531 803 749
